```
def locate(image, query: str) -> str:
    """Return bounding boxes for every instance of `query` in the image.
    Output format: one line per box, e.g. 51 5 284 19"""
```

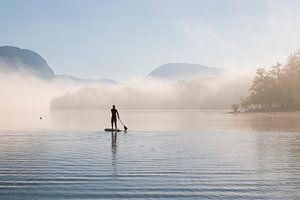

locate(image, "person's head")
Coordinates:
112 105 115 109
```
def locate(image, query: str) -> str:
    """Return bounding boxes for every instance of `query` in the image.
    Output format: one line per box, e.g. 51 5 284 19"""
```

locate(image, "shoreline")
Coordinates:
228 110 300 114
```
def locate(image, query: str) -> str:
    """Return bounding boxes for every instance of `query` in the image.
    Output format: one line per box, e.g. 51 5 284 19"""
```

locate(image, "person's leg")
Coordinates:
111 117 113 129
114 119 117 129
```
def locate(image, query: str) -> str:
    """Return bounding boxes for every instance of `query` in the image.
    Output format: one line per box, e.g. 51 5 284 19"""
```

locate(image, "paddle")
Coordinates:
118 118 128 131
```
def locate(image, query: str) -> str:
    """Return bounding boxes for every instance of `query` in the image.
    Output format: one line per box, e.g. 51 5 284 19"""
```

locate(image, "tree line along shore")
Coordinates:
231 50 300 113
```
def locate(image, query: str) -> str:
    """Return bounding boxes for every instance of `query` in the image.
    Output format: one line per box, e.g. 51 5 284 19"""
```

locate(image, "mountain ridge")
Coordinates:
0 46 55 79
56 74 118 85
148 63 225 80
0 46 117 84
0 46 226 83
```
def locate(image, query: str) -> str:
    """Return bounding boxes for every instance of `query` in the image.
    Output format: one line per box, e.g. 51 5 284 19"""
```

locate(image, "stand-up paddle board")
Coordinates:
104 128 122 132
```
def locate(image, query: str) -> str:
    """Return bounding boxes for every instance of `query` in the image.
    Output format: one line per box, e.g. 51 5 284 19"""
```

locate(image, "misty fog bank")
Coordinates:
0 65 252 113
0 71 80 114
50 74 252 110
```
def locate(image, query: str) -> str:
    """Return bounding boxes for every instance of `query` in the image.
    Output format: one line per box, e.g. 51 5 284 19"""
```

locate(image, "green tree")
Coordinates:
284 50 300 108
249 68 274 110
231 103 240 112
240 49 300 112
240 97 251 111
268 63 283 108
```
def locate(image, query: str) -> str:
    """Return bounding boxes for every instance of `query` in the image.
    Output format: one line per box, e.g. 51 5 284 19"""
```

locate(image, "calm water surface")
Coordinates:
0 110 300 199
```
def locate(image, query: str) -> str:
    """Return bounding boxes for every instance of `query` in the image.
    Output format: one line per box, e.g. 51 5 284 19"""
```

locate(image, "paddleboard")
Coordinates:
104 128 122 132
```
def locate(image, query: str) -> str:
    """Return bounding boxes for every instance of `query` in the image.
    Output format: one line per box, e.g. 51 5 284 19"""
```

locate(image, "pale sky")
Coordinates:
1 0 300 81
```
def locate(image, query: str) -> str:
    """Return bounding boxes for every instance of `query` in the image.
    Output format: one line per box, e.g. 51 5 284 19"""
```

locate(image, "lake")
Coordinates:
0 110 300 199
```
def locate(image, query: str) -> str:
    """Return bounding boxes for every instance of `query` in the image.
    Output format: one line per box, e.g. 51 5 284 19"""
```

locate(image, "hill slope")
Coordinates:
0 46 55 79
148 63 224 80
56 74 118 86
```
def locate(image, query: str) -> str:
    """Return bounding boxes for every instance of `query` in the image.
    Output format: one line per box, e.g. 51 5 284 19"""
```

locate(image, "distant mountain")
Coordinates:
0 46 224 84
148 63 224 80
56 74 118 86
0 46 118 84
0 46 55 79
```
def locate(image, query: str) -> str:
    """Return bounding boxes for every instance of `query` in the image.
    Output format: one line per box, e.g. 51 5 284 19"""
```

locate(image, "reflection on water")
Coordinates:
50 110 300 132
0 111 300 199
111 131 118 179
2 110 300 132
0 130 299 199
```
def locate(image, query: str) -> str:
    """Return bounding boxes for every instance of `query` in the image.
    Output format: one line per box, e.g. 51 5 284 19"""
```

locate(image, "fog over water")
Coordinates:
50 74 251 110
0 67 252 131
0 68 252 113
1 68 299 133
0 71 76 113
2 1 300 199
1 69 300 200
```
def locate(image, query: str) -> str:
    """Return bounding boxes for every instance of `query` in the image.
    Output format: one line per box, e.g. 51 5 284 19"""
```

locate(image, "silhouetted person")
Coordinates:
111 105 120 129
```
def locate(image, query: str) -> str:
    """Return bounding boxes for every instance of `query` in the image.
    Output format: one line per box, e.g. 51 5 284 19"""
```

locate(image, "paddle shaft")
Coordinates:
118 118 128 130
118 118 125 126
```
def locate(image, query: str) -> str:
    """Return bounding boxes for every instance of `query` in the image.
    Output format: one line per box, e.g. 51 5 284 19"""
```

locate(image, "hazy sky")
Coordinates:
1 0 300 81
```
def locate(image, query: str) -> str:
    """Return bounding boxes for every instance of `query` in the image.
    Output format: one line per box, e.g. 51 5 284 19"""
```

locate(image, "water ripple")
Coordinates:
0 130 300 199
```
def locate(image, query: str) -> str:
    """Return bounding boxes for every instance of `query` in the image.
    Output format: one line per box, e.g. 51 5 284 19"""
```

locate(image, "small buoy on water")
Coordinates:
40 116 42 120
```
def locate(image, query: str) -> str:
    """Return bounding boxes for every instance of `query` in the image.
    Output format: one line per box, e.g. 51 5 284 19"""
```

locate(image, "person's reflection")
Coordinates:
111 131 117 152
111 131 117 177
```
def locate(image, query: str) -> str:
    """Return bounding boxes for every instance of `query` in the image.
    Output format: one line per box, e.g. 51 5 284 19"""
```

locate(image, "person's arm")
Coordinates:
117 110 120 119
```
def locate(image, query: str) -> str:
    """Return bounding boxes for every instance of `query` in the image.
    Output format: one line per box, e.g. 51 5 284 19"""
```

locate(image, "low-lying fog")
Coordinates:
0 70 252 113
